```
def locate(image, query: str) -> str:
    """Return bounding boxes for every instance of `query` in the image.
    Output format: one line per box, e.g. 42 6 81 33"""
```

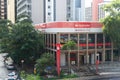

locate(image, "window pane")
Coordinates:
79 34 86 49
60 34 68 44
88 34 95 49
97 33 103 49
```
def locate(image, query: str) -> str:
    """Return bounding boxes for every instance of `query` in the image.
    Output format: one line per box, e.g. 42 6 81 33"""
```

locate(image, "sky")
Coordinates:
85 0 92 7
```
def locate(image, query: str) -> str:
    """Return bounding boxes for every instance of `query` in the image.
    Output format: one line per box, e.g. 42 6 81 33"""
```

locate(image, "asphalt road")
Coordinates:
0 53 13 80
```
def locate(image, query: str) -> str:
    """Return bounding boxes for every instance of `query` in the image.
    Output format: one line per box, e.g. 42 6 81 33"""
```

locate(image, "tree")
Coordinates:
0 19 12 52
61 40 77 73
102 0 120 48
35 53 55 75
8 15 44 64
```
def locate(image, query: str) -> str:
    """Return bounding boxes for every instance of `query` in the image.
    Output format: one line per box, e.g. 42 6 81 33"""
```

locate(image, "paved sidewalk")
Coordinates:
58 74 120 80
59 62 120 80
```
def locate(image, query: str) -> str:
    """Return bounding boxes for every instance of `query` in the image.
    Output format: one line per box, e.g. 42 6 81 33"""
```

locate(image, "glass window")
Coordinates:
60 34 68 44
48 12 51 15
97 33 103 43
79 34 87 49
70 34 78 43
97 33 103 49
88 34 95 49
48 6 50 8
105 36 111 48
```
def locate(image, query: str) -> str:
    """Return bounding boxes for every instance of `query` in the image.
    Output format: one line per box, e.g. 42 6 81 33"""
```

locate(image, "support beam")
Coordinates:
95 33 97 64
86 33 89 64
102 35 105 63
77 33 80 67
111 42 113 62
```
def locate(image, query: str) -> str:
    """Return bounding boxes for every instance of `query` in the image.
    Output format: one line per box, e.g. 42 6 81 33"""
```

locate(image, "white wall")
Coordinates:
32 0 44 24
7 0 15 23
55 0 67 21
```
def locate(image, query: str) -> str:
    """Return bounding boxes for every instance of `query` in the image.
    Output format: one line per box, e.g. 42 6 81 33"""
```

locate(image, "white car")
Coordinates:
7 72 18 80
6 63 15 70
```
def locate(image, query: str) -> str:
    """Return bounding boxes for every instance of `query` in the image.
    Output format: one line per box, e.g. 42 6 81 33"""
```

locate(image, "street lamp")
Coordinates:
21 59 24 69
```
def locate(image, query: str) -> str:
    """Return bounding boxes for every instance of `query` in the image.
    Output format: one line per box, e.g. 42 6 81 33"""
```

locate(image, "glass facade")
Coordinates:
88 34 95 49
60 34 68 44
79 34 86 49
44 32 116 66
97 33 103 49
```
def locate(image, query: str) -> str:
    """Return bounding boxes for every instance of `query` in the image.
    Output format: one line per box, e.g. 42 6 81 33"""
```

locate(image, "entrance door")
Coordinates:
97 52 102 61
96 53 99 61
79 55 84 64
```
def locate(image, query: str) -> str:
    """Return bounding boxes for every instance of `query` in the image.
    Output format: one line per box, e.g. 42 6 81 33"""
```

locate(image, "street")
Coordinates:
0 53 13 80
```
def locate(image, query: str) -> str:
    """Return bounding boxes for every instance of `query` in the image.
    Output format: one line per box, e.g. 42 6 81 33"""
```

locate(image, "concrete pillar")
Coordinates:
94 33 97 64
77 33 80 67
86 33 89 64
102 35 105 63
111 42 113 62
68 52 70 72
68 34 71 72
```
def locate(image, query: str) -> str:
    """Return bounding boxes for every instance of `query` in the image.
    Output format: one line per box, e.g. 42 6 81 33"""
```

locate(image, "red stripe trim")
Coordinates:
35 22 103 29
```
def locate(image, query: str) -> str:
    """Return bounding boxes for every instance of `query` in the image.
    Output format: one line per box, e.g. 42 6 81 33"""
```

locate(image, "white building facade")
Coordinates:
68 0 85 21
17 0 85 24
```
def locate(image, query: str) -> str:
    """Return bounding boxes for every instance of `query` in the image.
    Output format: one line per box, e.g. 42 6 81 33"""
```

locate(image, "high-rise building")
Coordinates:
7 0 16 23
16 0 85 24
92 0 112 21
85 7 92 21
17 0 67 24
92 0 103 21
67 0 85 21
17 0 32 19
0 0 7 19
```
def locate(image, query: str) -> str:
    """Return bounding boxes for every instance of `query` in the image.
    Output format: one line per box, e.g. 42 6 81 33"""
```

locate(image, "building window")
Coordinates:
70 34 78 43
60 34 68 44
48 6 50 9
88 34 95 49
48 12 51 15
79 34 87 49
97 33 103 48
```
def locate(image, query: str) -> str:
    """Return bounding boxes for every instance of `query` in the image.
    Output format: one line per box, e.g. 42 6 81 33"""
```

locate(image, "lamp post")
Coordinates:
21 60 24 69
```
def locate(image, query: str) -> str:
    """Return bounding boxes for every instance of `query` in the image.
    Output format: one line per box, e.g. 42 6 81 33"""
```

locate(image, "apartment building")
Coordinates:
0 0 7 19
16 0 85 24
7 0 16 23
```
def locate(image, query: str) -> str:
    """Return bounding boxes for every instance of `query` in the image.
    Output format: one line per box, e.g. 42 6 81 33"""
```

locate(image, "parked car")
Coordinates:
6 63 15 70
4 57 15 70
7 71 18 80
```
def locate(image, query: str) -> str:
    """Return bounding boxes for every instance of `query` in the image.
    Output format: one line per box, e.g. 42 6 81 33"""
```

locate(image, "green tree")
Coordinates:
8 15 44 64
0 19 12 52
61 40 77 73
35 53 55 75
102 0 120 48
